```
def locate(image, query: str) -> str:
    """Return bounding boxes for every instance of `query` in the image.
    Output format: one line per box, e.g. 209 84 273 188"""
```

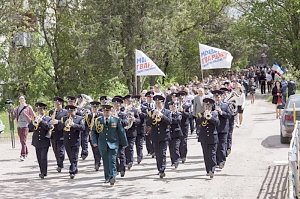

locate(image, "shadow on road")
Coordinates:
256 165 288 199
261 135 289 149
253 117 276 122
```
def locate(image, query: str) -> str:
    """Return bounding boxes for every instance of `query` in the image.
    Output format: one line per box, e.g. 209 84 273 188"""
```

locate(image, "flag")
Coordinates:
135 50 165 76
272 63 284 76
199 43 233 70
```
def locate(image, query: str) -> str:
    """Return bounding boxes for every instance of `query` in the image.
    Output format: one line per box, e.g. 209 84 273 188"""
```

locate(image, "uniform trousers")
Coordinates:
100 145 118 181
80 129 89 157
135 134 144 162
65 144 79 174
201 142 217 173
179 133 188 160
169 137 181 164
154 140 168 173
216 132 228 165
35 147 49 175
117 146 126 172
145 134 154 154
125 137 136 164
89 134 101 166
51 139 65 168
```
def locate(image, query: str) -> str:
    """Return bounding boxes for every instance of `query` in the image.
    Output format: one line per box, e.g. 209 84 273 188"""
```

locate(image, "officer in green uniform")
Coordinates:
91 105 128 185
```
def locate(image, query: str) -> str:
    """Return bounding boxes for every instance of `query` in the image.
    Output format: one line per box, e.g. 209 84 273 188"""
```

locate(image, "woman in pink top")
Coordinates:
13 95 35 161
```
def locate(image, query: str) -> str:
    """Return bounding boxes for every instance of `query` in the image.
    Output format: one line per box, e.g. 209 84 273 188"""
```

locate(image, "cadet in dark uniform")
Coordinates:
220 88 236 156
67 95 89 160
136 96 148 164
123 95 141 170
177 91 192 163
49 96 67 173
77 94 90 160
28 102 51 179
112 97 128 177
61 105 85 179
197 98 219 179
212 90 230 169
169 101 183 168
91 105 128 185
86 101 103 171
100 96 108 105
144 91 155 157
146 95 172 178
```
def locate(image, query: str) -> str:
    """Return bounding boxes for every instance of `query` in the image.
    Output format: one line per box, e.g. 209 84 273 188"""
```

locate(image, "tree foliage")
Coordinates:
3 0 289 104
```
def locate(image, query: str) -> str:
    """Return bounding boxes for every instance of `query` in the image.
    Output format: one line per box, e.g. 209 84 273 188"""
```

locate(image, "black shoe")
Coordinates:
120 171 125 177
159 172 166 178
208 171 214 179
110 177 116 185
95 165 100 171
137 158 142 164
81 154 87 160
227 149 231 156
219 163 225 169
70 174 75 179
56 167 62 173
174 162 179 169
127 162 133 170
104 179 110 183
39 174 44 179
151 153 155 158
182 158 186 164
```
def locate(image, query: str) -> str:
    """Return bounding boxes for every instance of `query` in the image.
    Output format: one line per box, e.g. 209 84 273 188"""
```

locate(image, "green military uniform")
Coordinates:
91 105 127 185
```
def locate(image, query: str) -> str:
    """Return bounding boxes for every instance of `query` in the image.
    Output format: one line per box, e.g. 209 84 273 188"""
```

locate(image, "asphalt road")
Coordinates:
0 95 289 199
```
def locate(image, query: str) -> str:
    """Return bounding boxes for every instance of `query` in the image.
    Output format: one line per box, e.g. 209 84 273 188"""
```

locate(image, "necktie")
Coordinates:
106 118 109 126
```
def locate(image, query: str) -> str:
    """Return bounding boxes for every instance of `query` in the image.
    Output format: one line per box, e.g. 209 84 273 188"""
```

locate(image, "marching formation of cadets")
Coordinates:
28 79 244 185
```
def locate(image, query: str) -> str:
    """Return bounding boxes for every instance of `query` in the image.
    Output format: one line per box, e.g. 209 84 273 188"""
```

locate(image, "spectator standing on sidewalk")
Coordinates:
235 84 246 127
272 81 283 119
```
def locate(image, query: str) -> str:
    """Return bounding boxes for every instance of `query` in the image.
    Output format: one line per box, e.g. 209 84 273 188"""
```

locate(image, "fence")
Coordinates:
288 122 299 198
288 103 299 199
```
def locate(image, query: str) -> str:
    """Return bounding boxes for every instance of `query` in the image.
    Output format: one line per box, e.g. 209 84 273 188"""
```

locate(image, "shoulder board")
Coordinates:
197 113 202 118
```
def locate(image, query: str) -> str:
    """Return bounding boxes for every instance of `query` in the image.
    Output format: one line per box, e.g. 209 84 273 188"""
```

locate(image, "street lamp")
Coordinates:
5 99 15 148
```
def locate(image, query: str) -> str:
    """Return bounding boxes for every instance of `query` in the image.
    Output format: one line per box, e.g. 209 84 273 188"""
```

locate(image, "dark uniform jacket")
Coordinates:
197 111 219 144
170 111 183 139
49 109 68 141
146 108 172 142
126 108 141 138
137 105 147 136
29 115 51 148
216 102 230 133
62 115 85 146
180 103 192 136
91 116 128 151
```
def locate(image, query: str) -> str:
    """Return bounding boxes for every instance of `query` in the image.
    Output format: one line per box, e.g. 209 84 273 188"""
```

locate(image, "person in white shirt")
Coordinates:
266 71 273 93
153 84 165 97
235 84 246 127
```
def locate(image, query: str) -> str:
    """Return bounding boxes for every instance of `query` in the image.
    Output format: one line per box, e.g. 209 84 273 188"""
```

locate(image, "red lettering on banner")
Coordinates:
137 62 152 70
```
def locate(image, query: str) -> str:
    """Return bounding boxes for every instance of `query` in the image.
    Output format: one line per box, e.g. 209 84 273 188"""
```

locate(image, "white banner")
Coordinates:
135 50 165 76
199 43 233 70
